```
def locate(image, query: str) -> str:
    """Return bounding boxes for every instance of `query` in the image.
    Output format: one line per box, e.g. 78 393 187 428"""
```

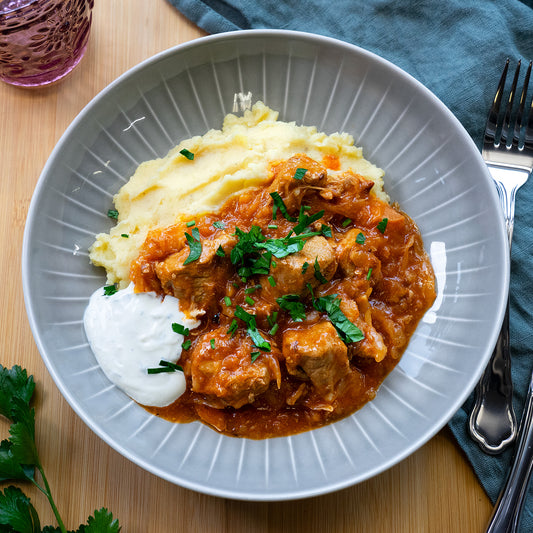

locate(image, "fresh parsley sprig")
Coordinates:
0 365 121 533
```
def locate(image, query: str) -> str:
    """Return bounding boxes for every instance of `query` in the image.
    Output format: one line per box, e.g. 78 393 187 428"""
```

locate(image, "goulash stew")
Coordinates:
130 154 436 438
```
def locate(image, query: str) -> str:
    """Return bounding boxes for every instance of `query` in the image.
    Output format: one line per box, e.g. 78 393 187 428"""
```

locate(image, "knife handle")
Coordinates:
485 372 533 532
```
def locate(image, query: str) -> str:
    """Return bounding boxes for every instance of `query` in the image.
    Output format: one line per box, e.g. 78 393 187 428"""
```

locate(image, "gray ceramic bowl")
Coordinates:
22 30 508 500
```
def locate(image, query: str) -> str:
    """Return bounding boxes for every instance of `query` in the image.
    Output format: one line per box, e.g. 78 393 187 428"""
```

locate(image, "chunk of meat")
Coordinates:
155 231 236 315
269 153 328 202
338 296 387 362
261 236 337 299
189 328 281 409
336 228 382 283
282 321 350 401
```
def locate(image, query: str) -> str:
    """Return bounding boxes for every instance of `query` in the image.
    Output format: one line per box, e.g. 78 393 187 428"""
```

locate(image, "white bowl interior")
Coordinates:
22 30 508 500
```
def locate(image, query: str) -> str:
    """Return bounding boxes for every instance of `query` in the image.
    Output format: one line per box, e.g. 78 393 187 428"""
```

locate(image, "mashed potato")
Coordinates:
89 102 386 287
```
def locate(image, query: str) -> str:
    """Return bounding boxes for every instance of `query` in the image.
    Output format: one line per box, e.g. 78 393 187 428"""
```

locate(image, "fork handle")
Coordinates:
469 303 517 453
485 372 533 532
468 173 519 453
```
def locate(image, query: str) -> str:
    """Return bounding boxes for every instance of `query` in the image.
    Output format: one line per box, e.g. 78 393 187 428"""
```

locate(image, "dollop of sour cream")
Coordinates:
83 284 199 407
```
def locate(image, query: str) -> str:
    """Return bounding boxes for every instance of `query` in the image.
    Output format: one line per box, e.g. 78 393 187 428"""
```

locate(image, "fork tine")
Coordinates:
500 59 521 147
485 59 509 146
512 60 531 148
524 61 533 148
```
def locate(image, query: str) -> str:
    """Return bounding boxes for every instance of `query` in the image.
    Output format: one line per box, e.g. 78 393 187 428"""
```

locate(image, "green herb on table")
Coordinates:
0 364 121 533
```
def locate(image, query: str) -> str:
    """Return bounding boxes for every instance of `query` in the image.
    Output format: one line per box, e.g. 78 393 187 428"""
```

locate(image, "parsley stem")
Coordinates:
32 463 68 533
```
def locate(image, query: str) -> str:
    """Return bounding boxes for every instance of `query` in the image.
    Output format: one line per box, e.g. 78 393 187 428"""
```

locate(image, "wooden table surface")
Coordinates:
0 1 494 531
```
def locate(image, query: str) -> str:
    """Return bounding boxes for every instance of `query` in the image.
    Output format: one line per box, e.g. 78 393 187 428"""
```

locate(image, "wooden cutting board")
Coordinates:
0 1 492 531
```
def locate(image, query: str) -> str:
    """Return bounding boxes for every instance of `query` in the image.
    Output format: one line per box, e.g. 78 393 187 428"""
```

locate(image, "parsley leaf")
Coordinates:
313 258 328 284
276 294 306 322
0 366 121 533
293 207 325 235
0 366 34 420
213 221 225 229
234 306 271 352
103 285 117 296
270 192 297 222
183 227 202 265
107 209 118 220
171 323 189 336
179 148 194 160
0 486 41 533
292 168 308 180
377 217 388 234
356 232 365 245
313 295 364 343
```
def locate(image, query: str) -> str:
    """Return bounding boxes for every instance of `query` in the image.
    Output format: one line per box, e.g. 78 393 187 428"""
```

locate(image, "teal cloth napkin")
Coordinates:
168 0 533 526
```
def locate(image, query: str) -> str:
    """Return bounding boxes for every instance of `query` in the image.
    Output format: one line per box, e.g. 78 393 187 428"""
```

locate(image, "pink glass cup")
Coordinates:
0 0 94 87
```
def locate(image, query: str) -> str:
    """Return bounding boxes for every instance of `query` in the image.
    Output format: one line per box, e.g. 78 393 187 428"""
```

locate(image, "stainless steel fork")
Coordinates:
469 59 533 456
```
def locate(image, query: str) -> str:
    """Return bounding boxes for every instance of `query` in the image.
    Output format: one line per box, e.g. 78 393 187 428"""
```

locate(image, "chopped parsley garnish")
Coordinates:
103 284 118 296
121 233 129 238
244 285 261 294
301 261 309 274
314 257 328 284
147 366 174 374
210 338 216 349
107 209 119 220
179 148 195 160
342 218 352 227
227 319 238 337
182 339 192 350
245 295 255 305
186 220 196 227
172 323 190 336
276 294 306 322
213 220 225 229
147 360 183 374
268 275 276 287
230 226 266 266
269 323 279 336
183 226 202 265
377 217 388 234
251 351 261 363
215 245 225 257
367 268 373 280
270 191 297 222
234 306 271 351
293 206 325 235
254 231 319 259
267 311 278 327
293 167 308 180
224 296 232 306
320 224 332 237
313 294 364 343
356 232 366 244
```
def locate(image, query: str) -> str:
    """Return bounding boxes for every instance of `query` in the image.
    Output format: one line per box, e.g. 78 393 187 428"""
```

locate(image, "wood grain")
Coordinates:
0 1 493 531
